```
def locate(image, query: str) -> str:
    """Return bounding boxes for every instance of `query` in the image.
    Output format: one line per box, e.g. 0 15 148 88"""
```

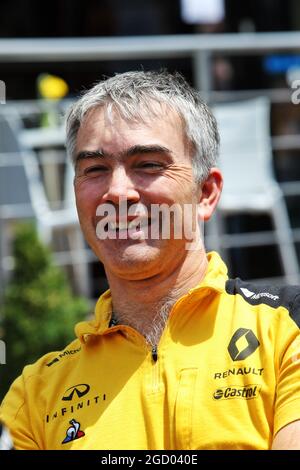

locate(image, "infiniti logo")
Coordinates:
62 384 90 401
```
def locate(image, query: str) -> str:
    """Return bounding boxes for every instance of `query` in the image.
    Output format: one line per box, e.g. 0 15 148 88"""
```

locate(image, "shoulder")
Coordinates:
20 339 83 390
225 277 300 328
0 339 82 449
1 338 82 413
36 339 82 372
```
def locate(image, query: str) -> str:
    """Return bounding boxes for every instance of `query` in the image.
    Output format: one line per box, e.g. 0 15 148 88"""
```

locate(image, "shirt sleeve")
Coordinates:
274 296 300 436
0 373 40 450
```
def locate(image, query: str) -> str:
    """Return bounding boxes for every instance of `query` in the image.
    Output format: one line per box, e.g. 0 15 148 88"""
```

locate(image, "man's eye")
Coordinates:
84 166 108 176
138 162 164 170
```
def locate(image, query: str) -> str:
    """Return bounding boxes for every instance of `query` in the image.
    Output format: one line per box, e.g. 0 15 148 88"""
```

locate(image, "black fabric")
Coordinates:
226 278 300 328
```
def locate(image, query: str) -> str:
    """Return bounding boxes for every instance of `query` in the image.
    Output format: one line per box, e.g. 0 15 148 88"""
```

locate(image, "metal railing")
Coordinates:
1 32 300 93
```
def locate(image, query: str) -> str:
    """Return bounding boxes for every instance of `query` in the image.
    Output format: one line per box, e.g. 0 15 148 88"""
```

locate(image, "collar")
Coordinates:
75 251 228 343
188 251 228 294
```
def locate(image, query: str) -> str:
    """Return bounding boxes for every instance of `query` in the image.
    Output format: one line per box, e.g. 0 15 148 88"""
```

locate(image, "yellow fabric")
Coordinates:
1 251 300 450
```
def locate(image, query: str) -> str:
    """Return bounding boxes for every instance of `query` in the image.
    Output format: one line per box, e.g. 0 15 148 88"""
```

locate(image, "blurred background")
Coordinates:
1 0 300 396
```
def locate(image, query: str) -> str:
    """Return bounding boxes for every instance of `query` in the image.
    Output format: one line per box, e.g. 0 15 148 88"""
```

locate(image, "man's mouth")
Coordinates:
103 218 152 239
105 219 149 231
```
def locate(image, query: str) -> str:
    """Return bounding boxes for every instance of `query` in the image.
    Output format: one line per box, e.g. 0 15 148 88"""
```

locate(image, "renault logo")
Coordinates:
228 328 260 361
62 384 90 401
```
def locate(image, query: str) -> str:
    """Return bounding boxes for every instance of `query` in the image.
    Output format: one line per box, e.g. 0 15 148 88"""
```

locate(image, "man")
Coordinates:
1 70 300 450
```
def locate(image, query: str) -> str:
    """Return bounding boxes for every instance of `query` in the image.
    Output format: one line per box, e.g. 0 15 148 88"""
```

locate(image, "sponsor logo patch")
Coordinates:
62 384 90 401
214 366 264 379
46 347 81 367
240 287 279 301
228 328 260 361
213 384 261 401
62 419 85 444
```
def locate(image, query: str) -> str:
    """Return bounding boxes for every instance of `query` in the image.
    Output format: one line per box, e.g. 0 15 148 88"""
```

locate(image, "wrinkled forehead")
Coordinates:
80 99 186 136
74 100 194 169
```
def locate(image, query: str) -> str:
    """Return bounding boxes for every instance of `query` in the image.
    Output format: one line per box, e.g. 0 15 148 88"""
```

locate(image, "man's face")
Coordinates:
74 105 201 281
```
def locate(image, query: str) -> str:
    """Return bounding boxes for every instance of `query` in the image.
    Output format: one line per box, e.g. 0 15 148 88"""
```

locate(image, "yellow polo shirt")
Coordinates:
1 252 300 450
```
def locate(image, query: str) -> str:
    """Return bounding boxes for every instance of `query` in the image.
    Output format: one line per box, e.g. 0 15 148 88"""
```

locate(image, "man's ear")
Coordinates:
198 168 223 221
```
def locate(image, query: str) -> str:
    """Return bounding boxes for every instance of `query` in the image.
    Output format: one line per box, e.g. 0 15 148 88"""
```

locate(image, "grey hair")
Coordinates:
65 70 219 182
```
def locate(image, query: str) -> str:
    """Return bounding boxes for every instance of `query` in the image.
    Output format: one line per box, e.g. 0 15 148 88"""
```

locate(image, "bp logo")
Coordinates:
228 328 260 361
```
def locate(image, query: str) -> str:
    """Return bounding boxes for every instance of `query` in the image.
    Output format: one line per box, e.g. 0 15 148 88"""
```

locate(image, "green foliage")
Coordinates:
0 223 89 399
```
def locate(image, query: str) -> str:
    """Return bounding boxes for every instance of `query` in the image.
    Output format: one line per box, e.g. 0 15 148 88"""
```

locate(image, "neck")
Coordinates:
106 246 208 345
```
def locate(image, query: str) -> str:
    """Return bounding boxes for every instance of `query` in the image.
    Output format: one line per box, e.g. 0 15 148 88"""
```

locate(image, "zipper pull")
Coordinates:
151 346 158 363
109 314 118 327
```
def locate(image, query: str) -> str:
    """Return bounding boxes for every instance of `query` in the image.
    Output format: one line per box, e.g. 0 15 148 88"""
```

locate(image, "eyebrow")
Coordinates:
75 144 172 165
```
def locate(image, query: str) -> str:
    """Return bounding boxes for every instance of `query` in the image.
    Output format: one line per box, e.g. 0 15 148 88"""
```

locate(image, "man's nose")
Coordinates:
102 167 140 204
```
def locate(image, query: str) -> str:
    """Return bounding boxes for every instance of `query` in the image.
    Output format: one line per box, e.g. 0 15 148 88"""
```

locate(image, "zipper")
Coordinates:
151 345 158 363
151 345 160 393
